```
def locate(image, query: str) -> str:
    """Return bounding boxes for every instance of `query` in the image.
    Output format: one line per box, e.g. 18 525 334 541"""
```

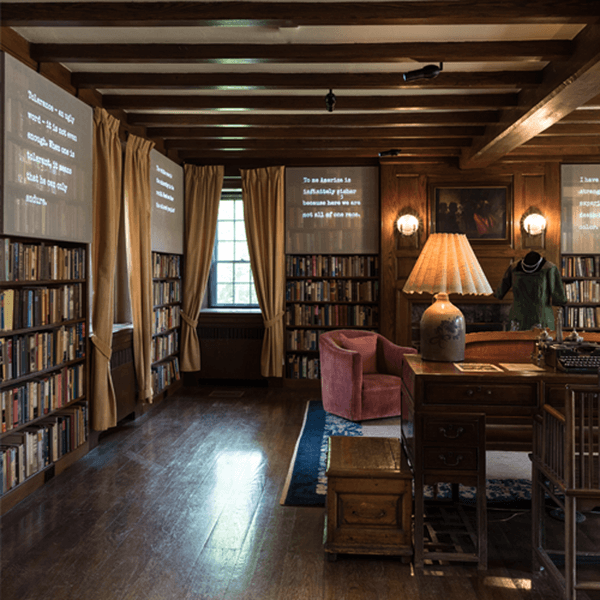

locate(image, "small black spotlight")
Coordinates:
325 89 336 112
379 149 401 157
403 62 443 82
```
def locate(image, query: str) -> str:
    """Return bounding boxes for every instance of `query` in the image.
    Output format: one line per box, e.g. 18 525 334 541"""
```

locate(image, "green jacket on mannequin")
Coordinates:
494 251 567 331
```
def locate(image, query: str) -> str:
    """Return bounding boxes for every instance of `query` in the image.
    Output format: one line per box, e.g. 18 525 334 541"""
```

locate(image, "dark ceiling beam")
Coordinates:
523 135 600 145
104 93 517 110
128 111 500 127
542 122 600 134
165 137 470 150
460 23 600 169
31 41 572 64
509 145 600 156
558 108 600 121
177 147 462 160
148 125 486 139
72 70 541 90
2 1 598 27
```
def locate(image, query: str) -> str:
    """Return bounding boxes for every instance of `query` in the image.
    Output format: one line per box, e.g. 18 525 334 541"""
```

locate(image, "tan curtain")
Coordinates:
90 108 122 431
180 164 224 372
240 166 286 377
124 135 155 402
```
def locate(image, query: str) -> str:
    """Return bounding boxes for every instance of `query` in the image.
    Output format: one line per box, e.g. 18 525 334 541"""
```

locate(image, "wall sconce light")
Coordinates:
325 89 336 112
521 207 547 248
396 211 421 247
397 214 420 236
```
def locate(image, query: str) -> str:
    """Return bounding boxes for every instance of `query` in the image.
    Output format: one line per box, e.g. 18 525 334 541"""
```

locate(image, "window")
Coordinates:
208 191 259 308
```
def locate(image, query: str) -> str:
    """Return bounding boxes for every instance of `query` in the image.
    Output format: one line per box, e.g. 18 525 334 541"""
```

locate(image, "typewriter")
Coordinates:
544 340 600 374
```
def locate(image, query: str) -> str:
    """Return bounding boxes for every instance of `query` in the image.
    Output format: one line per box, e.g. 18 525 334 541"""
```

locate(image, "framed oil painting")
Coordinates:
432 185 510 242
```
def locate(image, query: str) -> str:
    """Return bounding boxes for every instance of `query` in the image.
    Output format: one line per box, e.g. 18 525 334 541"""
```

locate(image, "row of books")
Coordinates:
1 364 85 433
561 255 600 278
153 280 181 306
0 402 88 496
152 330 179 363
286 304 378 328
287 329 322 351
287 355 320 380
0 322 86 382
562 306 600 329
563 280 600 304
0 238 86 282
286 254 379 278
153 305 180 335
152 357 180 396
152 252 181 279
0 284 84 332
286 279 379 303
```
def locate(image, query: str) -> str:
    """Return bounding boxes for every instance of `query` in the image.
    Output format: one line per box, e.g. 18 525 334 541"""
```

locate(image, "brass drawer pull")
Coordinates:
464 387 492 397
351 509 386 520
439 425 465 439
438 453 464 467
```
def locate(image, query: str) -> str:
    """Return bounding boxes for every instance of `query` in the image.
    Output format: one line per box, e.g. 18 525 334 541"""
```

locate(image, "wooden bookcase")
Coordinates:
0 236 89 515
151 251 182 400
285 254 379 381
560 253 600 331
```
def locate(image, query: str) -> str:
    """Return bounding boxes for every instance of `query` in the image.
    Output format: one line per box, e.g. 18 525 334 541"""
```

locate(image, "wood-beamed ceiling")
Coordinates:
2 1 600 169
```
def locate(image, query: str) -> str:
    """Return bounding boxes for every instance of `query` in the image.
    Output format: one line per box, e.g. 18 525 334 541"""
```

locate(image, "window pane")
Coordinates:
218 221 234 241
219 200 235 220
250 285 259 305
217 262 233 283
234 200 244 221
235 242 250 262
218 241 235 261
217 283 234 304
235 221 246 241
235 262 251 283
235 284 250 305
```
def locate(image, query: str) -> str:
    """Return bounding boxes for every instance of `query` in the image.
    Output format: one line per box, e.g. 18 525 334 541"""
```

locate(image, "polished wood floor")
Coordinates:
1 384 598 600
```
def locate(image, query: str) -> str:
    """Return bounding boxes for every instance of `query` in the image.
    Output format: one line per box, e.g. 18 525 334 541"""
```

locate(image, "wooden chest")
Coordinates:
324 436 413 560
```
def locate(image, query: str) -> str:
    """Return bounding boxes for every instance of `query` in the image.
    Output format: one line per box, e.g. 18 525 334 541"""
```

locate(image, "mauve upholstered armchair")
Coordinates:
319 329 417 422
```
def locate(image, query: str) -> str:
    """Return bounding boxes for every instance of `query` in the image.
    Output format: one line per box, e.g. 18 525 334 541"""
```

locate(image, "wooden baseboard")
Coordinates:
283 378 321 388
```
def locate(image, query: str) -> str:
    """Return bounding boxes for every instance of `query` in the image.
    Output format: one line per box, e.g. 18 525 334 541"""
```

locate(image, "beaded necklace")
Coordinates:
521 254 544 273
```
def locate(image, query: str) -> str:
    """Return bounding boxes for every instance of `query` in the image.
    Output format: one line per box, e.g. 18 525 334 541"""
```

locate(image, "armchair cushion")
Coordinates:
338 333 378 373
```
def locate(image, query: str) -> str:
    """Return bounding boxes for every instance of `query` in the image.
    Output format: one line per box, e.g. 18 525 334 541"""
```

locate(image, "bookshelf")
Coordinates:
285 254 379 381
560 253 600 331
151 251 182 400
0 236 89 515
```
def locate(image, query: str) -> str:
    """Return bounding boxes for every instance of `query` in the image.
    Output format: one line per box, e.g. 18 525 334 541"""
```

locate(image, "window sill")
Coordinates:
201 308 261 315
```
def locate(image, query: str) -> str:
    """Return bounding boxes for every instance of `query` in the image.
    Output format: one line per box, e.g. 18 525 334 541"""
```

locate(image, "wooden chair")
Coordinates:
464 331 539 363
531 384 600 599
464 330 600 364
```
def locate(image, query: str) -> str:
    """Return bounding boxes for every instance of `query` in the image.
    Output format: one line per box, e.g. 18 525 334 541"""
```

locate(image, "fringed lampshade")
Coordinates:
403 233 493 361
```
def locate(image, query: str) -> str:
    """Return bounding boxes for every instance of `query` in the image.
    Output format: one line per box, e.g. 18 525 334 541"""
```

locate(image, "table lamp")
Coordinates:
403 233 493 361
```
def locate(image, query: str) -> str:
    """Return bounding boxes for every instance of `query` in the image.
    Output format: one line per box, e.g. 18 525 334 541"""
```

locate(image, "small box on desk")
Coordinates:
324 436 413 561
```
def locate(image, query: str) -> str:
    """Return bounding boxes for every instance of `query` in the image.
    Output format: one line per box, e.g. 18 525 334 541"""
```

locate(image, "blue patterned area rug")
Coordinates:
280 400 532 508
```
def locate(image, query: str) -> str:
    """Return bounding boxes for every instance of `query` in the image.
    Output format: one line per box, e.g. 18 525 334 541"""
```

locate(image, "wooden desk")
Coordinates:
401 354 597 569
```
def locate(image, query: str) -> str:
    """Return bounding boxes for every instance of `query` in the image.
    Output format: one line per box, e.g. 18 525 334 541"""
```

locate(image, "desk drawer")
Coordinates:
423 419 480 445
423 447 479 471
423 382 537 406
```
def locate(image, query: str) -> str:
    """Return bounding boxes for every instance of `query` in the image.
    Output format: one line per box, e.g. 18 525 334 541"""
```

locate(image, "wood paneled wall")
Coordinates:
380 160 563 347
